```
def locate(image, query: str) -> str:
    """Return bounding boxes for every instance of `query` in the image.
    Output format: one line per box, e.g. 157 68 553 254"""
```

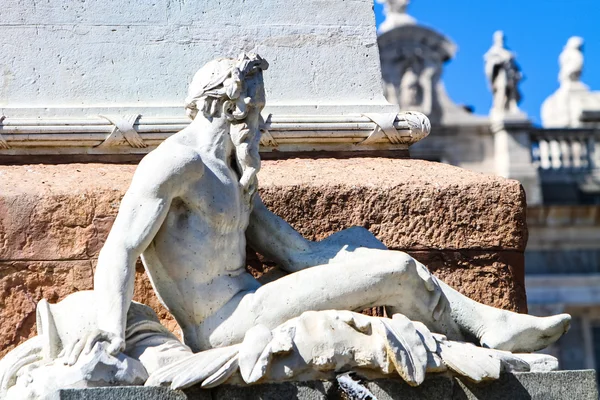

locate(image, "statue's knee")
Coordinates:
377 252 417 278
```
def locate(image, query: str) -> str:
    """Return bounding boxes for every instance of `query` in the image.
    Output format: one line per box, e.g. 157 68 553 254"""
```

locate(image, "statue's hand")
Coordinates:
59 329 125 366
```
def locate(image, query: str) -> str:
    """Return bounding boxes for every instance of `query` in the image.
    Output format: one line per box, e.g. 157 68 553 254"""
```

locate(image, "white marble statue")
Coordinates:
377 0 416 33
484 31 524 119
0 53 570 399
541 37 600 128
559 36 585 86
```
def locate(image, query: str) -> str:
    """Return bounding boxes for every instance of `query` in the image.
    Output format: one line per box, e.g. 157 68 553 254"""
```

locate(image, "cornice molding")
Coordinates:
0 112 430 155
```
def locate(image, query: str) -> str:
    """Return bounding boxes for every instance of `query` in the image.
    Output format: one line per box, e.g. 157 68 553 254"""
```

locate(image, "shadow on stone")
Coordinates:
366 377 454 400
454 374 532 400
59 386 193 400
453 370 598 400
207 381 336 400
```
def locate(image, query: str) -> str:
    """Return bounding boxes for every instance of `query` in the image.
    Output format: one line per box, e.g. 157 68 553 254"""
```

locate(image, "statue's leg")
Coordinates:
436 278 569 352
198 250 462 349
199 248 569 354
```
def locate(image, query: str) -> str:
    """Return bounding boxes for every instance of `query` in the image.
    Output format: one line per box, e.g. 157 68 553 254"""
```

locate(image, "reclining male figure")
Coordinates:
76 54 570 367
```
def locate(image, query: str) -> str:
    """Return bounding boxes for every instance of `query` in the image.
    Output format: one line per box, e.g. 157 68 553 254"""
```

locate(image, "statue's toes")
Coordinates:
378 316 428 386
239 325 272 383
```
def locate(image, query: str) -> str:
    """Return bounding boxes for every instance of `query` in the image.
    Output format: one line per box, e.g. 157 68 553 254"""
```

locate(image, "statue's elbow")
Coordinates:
321 226 387 251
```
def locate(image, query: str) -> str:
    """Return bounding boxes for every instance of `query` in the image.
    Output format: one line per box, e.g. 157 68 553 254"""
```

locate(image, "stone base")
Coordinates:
58 371 598 400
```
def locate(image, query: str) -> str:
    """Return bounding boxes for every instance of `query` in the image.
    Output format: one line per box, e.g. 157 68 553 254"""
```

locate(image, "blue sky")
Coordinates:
373 0 600 124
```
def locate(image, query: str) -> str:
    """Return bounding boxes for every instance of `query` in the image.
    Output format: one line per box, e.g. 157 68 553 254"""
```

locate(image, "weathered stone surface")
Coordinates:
2 0 392 118
207 377 454 400
0 160 526 259
58 371 598 400
131 261 180 336
409 250 526 312
59 386 193 400
0 159 527 356
258 158 527 251
246 249 526 313
0 164 135 261
0 260 94 358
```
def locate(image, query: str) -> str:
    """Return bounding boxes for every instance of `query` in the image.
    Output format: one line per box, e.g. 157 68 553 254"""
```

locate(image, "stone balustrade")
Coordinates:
526 128 600 203
531 128 600 173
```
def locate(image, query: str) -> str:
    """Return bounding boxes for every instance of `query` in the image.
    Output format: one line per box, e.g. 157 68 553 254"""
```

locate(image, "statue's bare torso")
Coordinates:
140 133 260 344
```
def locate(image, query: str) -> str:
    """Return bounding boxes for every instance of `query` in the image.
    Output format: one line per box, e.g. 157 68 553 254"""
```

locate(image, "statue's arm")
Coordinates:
246 194 314 272
246 195 386 273
93 148 199 349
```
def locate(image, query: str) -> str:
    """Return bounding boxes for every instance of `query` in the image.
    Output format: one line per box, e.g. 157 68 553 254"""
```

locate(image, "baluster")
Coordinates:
550 138 562 169
571 138 582 169
560 137 571 168
579 137 589 169
539 138 551 169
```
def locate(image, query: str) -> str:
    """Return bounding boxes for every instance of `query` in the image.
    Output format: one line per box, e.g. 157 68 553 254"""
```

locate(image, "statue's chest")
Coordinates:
181 167 250 231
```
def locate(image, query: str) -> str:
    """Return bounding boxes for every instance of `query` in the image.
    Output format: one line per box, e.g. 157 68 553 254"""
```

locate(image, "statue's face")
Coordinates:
245 71 266 112
239 70 266 129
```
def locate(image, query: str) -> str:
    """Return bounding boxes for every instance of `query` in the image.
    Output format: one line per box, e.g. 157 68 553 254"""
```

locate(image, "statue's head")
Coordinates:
565 36 584 50
185 53 269 121
376 0 410 14
493 30 505 47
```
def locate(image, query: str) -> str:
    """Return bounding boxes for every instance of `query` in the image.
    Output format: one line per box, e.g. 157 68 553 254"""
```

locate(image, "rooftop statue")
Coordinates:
0 54 570 399
484 31 525 119
559 36 585 86
541 36 600 128
377 0 417 33
381 0 409 14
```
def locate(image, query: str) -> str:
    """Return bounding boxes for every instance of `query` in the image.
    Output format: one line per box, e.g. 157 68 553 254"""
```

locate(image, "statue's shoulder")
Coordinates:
135 139 205 188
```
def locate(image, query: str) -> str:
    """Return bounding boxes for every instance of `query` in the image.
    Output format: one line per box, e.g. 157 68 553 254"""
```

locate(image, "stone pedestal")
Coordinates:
0 159 527 358
1 0 419 157
1 0 391 118
58 371 598 400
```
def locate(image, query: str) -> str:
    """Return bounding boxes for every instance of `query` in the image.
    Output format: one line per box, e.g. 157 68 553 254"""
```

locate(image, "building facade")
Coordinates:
377 0 600 374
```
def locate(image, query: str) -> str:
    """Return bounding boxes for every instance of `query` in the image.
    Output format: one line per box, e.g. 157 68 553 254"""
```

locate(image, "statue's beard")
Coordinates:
231 123 261 206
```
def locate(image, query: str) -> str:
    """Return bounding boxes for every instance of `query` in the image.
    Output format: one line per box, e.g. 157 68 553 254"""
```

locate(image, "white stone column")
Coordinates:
492 120 542 205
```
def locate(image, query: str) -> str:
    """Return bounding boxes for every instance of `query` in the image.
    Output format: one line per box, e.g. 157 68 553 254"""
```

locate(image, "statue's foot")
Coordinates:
480 312 571 353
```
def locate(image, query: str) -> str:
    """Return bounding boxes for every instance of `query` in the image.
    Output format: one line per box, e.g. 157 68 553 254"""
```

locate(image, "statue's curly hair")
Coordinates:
185 53 269 121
